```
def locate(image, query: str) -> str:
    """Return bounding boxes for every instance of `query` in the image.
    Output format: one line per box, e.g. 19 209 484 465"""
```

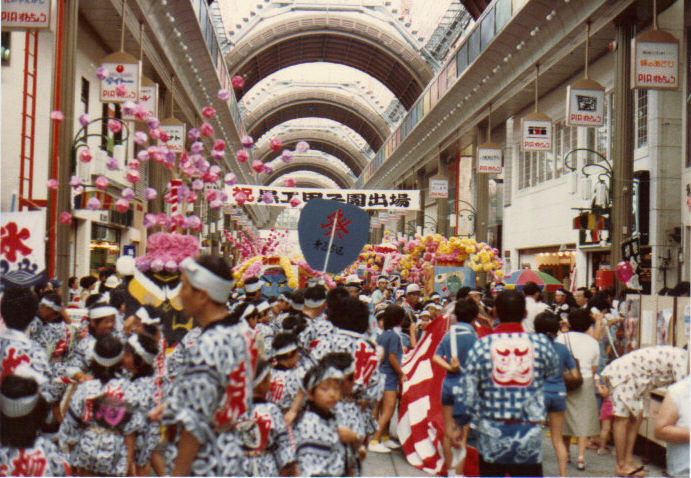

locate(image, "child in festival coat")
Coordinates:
293 361 347 476
240 359 297 476
269 332 307 421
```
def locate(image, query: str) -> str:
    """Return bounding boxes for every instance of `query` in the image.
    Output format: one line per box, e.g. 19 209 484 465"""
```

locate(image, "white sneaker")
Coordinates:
382 439 401 449
368 442 392 453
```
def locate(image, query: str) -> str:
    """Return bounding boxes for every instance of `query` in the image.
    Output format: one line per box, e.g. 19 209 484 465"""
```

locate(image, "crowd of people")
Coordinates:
0 257 688 477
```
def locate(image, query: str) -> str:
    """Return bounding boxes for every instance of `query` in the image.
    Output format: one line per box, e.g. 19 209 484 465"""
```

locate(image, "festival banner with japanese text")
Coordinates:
225 185 421 211
0 211 47 289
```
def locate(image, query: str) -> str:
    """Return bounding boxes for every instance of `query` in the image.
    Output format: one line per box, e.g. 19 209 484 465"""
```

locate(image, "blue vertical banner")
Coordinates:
298 199 370 275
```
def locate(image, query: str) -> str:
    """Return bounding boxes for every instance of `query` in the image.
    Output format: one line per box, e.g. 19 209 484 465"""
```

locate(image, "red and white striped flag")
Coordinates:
397 315 448 476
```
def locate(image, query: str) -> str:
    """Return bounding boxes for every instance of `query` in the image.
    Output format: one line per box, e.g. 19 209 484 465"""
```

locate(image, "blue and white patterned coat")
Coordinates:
239 399 295 476
162 318 253 476
269 365 306 413
334 399 369 475
0 436 70 476
58 377 145 475
126 375 160 466
293 403 346 477
454 323 559 465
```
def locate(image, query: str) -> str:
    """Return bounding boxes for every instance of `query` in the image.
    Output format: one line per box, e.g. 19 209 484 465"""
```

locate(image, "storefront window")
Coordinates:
90 225 121 275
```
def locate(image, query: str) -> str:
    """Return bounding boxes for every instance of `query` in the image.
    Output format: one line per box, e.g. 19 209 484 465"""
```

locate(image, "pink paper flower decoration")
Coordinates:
94 176 109 190
149 128 161 140
210 199 223 210
146 117 160 130
289 196 301 208
115 84 128 97
156 213 169 227
50 111 64 122
270 138 282 152
59 212 73 225
213 139 226 151
251 160 264 173
87 197 101 210
107 119 122 134
96 66 109 79
281 150 293 163
133 131 148 145
128 158 140 170
134 104 148 121
241 136 254 148
122 101 136 116
158 130 170 143
235 191 248 205
231 75 245 89
295 141 310 154
217 89 231 101
78 113 91 127
78 148 93 163
192 179 204 190
105 157 119 171
136 150 149 161
209 165 222 176
126 170 141 183
121 188 135 200
190 141 204 154
224 173 237 186
171 214 186 228
143 214 157 228
145 188 158 200
205 189 219 202
284 178 296 187
261 192 274 204
150 259 164 272
115 198 129 213
185 215 202 231
186 191 198 203
165 260 178 273
262 165 274 174
188 128 200 141
200 122 214 138
70 176 82 188
236 149 249 163
211 150 225 161
46 179 59 190
201 106 216 119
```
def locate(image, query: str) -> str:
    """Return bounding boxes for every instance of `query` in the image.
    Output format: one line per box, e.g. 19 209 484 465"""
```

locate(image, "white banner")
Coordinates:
100 58 140 103
522 118 552 151
566 86 605 127
225 185 420 211
0 210 47 288
632 38 679 90
159 123 186 153
429 178 449 199
1 1 51 30
477 147 503 173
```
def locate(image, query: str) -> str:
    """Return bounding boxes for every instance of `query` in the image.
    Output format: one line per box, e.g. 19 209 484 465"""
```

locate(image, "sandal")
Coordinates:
615 465 646 477
577 457 585 471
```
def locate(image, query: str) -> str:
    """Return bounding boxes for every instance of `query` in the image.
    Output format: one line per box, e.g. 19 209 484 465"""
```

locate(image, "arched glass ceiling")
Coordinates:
263 151 356 181
256 118 373 154
269 171 339 189
242 63 400 121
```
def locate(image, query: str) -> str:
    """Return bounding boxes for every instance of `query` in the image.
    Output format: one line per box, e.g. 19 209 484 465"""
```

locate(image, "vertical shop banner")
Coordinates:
521 112 552 151
1 1 51 30
99 52 141 103
566 78 605 127
621 236 643 291
477 144 503 173
631 30 679 90
0 211 47 289
298 199 370 275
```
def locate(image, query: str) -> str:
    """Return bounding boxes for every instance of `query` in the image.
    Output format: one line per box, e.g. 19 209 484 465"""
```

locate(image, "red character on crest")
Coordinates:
1 348 30 380
353 342 378 386
269 376 285 402
214 362 248 427
8 449 47 476
321 209 351 240
1 222 33 263
254 411 273 451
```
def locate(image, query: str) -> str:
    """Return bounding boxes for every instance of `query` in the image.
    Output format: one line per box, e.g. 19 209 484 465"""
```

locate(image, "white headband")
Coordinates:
245 280 264 293
241 304 257 321
304 298 326 308
92 344 123 367
289 299 304 311
256 301 270 313
278 293 289 302
135 307 160 325
127 335 156 365
40 298 62 312
272 343 297 358
0 393 39 418
306 366 344 391
253 366 271 387
89 306 118 320
343 362 355 376
181 257 234 303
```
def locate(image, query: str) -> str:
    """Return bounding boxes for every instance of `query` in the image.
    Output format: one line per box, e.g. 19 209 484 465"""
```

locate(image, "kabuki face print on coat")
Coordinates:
490 336 535 387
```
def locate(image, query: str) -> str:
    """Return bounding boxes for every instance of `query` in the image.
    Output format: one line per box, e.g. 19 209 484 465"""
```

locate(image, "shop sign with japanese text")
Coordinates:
159 120 186 153
566 80 605 127
631 30 679 90
1 0 51 30
225 185 420 211
429 178 449 199
477 145 503 173
99 52 140 103
521 114 552 152
123 82 158 121
0 210 46 289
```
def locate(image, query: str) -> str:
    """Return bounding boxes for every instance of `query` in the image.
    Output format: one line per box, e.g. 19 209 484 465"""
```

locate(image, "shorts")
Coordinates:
600 396 614 421
383 371 399 391
544 390 566 413
441 378 457 406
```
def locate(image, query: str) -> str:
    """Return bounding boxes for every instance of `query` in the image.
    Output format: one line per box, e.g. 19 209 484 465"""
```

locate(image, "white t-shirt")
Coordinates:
665 376 690 478
555 331 600 379
522 296 548 333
